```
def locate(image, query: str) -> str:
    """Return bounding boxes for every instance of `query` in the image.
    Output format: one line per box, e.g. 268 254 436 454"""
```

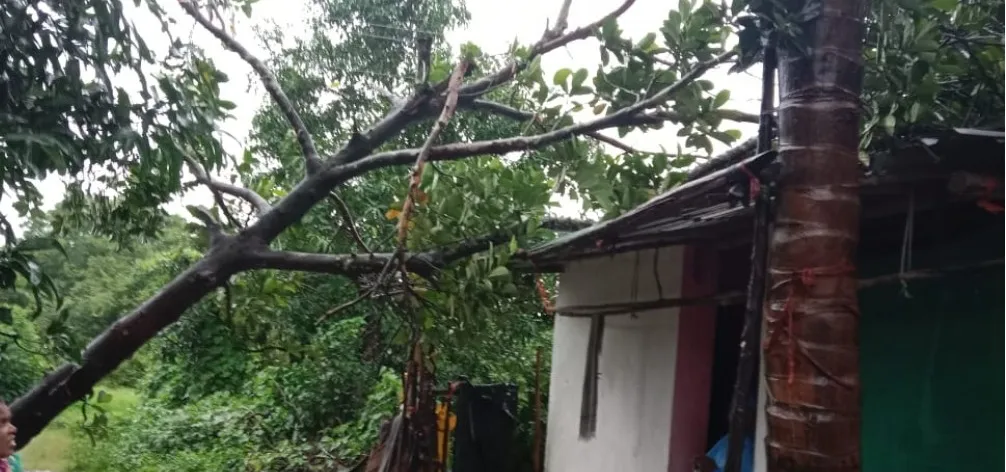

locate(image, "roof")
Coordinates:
523 128 1004 271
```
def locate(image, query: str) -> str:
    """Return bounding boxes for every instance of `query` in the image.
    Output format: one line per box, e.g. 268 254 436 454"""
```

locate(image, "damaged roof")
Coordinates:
523 127 1005 271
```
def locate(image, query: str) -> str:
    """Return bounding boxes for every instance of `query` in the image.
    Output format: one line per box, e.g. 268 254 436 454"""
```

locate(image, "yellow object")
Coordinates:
436 402 457 463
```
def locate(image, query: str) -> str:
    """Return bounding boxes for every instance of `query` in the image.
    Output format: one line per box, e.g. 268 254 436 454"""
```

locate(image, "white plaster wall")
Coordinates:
545 247 685 472
754 325 769 472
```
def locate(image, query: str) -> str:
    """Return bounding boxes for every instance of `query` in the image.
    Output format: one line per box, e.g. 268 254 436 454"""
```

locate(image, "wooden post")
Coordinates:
724 26 777 472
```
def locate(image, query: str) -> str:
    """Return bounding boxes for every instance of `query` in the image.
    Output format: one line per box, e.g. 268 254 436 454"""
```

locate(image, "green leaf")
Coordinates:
713 90 730 108
653 153 668 172
553 68 572 90
97 390 113 403
636 33 657 52
15 237 68 258
929 0 957 11
488 266 511 281
526 56 542 78
908 102 921 123
882 114 897 132
572 68 589 89
0 307 11 325
593 103 608 115
678 0 692 17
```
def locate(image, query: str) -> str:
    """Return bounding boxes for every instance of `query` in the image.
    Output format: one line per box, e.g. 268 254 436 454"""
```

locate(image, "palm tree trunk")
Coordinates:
763 1 868 471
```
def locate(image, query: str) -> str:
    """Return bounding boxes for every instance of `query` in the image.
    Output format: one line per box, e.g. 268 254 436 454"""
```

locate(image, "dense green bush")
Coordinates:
0 311 50 401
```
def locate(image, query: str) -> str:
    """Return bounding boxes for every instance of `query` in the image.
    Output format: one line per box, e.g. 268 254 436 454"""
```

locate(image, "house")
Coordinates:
519 128 1004 472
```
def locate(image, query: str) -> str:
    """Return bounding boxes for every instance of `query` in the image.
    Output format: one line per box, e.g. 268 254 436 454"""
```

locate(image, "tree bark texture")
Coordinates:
764 1 868 471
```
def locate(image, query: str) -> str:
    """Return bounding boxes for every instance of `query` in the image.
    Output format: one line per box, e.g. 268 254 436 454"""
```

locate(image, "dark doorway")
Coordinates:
704 303 750 450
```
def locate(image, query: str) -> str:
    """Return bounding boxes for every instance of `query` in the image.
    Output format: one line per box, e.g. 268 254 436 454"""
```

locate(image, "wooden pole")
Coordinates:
724 26 777 472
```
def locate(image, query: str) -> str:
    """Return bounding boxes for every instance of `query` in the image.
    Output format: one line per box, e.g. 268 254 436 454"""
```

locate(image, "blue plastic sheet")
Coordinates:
705 435 754 472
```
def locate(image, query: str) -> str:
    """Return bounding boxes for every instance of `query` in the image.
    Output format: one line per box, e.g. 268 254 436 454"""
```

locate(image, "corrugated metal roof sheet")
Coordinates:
522 128 1004 269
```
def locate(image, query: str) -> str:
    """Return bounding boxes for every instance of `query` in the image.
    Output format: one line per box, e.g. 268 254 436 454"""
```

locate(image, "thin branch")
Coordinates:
584 132 650 154
182 154 272 216
468 98 759 126
468 99 650 152
328 191 372 253
178 0 323 174
317 253 398 323
550 0 574 35
354 51 737 172
458 0 638 97
652 55 675 67
397 60 471 250
466 98 757 155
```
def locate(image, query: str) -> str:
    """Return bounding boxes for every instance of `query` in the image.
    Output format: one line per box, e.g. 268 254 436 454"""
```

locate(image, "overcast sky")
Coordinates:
3 0 762 235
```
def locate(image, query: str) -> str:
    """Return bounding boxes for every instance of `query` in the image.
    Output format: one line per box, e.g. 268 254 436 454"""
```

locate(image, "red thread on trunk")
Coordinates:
766 263 854 385
739 164 761 201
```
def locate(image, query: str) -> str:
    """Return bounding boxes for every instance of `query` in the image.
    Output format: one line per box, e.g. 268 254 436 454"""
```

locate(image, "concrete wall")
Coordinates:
545 246 717 472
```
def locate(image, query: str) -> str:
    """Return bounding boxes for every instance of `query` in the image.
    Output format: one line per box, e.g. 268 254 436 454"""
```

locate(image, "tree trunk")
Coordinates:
763 1 867 471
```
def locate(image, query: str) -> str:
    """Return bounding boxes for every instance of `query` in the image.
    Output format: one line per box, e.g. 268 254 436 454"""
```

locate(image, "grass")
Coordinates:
18 386 139 472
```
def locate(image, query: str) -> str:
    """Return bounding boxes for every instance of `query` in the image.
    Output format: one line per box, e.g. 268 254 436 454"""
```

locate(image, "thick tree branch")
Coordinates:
10 0 642 447
183 155 272 216
178 0 323 174
242 249 437 277
249 215 594 280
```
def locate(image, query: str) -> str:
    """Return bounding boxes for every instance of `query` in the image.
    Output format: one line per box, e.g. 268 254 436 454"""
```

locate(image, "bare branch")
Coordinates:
586 132 650 154
397 60 471 249
355 51 737 172
251 216 591 282
178 0 323 174
318 253 398 323
183 155 273 216
652 55 675 67
700 108 760 124
242 249 435 277
466 99 757 154
328 191 372 253
550 0 574 35
468 99 758 127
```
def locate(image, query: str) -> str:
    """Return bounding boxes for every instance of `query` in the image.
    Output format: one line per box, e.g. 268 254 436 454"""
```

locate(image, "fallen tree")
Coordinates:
11 0 757 446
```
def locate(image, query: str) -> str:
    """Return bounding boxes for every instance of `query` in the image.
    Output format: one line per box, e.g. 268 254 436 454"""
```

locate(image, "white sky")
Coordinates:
3 0 761 235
